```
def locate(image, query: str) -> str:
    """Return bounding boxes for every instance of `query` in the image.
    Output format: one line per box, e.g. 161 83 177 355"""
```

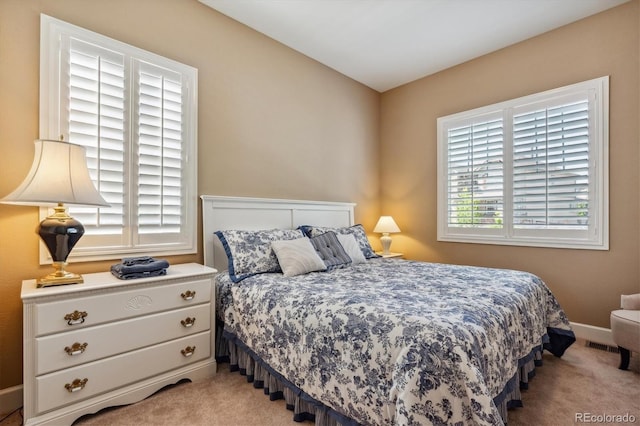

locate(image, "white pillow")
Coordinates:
271 238 326 277
337 233 366 265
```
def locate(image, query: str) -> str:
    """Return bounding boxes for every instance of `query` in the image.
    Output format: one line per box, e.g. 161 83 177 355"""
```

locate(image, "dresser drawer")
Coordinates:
36 331 211 414
35 279 211 336
36 303 210 375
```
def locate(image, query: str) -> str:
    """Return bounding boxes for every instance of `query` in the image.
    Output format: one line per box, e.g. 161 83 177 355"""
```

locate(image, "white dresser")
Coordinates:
21 262 217 426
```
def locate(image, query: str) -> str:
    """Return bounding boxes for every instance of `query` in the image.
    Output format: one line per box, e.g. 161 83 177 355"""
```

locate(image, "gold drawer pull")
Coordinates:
64 342 88 356
64 378 88 393
181 317 196 328
180 290 196 301
64 310 87 326
181 346 196 357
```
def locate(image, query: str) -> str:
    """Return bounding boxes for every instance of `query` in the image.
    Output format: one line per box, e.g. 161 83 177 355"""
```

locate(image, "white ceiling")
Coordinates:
199 0 629 92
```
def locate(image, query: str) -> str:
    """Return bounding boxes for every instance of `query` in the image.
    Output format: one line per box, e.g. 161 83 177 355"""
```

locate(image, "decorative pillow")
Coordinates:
300 224 379 259
309 231 352 270
336 233 366 265
214 228 305 282
271 238 327 277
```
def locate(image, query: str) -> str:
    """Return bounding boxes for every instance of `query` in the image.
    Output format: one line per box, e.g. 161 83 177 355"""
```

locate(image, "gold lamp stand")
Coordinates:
38 261 84 287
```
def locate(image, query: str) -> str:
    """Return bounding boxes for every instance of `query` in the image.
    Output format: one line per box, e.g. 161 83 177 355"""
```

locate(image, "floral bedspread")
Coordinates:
217 259 574 425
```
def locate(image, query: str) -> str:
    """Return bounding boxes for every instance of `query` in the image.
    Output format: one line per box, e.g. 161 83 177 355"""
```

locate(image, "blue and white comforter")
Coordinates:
217 258 574 425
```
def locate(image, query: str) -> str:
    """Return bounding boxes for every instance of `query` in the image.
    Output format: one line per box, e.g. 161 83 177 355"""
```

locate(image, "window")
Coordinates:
40 15 198 263
437 77 608 250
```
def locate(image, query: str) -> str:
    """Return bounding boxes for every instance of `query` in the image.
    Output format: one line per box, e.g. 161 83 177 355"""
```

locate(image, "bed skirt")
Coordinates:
218 323 552 426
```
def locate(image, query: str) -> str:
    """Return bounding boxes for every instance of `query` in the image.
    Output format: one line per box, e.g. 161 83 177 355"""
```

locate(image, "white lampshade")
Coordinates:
373 216 401 234
1 139 109 207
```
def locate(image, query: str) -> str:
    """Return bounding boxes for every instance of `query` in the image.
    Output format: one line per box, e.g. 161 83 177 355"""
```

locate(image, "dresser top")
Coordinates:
21 263 217 300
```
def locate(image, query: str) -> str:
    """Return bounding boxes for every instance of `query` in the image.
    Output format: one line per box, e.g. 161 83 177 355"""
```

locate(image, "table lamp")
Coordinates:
373 216 401 255
1 139 110 287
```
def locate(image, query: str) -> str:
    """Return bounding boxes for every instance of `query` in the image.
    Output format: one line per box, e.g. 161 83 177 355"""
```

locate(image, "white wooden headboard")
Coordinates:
200 195 356 271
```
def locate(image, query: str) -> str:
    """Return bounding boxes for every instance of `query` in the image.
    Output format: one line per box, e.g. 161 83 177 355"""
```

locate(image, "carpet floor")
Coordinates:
2 338 638 425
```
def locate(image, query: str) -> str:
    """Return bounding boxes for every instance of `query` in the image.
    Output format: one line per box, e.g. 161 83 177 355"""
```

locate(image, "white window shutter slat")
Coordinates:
513 99 590 229
67 38 126 229
446 117 504 229
135 64 184 235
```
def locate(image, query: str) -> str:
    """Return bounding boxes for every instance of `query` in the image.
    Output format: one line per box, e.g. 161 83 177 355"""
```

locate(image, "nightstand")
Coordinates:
376 252 403 258
21 263 217 426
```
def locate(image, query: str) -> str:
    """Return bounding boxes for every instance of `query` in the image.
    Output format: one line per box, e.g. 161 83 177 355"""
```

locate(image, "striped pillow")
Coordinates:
271 238 326 277
309 231 352 270
300 224 379 259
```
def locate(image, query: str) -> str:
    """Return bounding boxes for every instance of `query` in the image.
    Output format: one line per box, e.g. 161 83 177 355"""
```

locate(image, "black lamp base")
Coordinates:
37 203 85 287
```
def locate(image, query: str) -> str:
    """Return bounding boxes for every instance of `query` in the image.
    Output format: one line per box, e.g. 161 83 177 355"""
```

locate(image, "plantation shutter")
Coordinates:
41 14 198 262
512 96 591 230
64 45 188 240
135 62 184 235
438 77 606 249
66 38 126 236
446 116 504 228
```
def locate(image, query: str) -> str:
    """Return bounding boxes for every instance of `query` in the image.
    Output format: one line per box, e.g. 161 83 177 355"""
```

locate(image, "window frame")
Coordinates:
39 14 198 264
437 76 609 250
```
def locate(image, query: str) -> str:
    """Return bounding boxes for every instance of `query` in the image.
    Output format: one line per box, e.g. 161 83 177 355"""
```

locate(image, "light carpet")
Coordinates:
2 339 638 425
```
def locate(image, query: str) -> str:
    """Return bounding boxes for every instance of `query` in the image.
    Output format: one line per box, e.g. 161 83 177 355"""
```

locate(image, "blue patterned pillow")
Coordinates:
300 224 379 259
309 231 352 270
215 228 305 282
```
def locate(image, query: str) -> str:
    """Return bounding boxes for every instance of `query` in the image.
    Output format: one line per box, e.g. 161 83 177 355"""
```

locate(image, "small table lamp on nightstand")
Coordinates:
373 215 401 256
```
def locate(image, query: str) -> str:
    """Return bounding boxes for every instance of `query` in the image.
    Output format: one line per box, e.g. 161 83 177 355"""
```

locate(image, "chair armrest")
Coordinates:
621 293 640 310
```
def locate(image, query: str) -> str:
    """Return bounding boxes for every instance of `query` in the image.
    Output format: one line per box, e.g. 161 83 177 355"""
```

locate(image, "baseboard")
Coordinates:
0 385 22 417
570 321 615 347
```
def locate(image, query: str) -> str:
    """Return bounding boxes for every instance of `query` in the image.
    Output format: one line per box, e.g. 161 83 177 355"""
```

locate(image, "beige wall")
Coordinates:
380 1 640 328
0 0 380 390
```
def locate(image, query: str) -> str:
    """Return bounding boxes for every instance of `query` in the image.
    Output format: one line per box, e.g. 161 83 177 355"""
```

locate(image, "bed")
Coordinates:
201 195 576 426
